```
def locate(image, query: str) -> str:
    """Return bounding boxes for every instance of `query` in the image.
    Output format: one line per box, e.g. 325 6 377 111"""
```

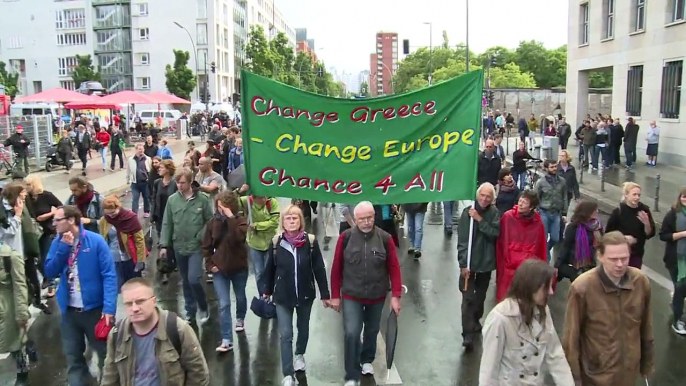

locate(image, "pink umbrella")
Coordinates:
146 92 191 104
14 88 93 103
100 90 155 105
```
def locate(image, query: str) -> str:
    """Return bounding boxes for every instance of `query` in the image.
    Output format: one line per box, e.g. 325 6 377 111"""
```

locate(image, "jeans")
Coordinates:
625 147 637 167
442 201 455 229
38 233 55 286
61 307 107 386
592 145 608 169
176 250 208 318
99 147 108 170
513 171 527 190
276 300 314 377
583 144 593 167
406 211 425 250
110 148 124 169
342 299 384 382
212 269 249 343
538 208 561 262
249 247 269 295
669 266 686 321
114 259 140 292
131 181 150 214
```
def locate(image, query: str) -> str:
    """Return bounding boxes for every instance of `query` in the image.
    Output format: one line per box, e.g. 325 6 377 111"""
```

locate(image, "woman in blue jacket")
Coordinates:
156 139 173 160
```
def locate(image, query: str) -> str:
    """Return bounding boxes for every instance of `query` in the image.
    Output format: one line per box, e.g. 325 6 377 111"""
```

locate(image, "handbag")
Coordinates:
250 296 277 319
157 247 177 274
94 316 113 341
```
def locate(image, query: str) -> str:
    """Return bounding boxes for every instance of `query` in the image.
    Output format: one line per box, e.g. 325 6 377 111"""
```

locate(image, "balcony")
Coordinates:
92 0 130 4
94 29 132 53
93 5 131 29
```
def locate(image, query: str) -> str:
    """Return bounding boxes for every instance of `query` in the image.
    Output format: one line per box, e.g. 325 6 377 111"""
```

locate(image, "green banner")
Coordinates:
241 69 483 204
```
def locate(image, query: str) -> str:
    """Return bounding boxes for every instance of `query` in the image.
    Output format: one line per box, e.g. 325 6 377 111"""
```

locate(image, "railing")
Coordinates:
0 115 55 171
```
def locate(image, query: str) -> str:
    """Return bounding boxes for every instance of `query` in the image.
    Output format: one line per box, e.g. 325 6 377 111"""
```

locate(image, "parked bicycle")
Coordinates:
525 159 544 190
0 145 21 176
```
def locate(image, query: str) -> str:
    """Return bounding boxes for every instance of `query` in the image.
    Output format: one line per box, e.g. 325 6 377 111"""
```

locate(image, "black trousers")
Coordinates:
24 257 41 305
77 149 88 169
16 154 29 173
459 271 491 337
110 148 124 169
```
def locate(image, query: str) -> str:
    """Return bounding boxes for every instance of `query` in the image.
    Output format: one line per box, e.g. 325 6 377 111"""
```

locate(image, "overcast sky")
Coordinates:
276 0 568 73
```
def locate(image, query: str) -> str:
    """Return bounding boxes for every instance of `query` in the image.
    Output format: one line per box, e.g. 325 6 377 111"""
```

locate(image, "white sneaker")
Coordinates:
281 375 298 386
361 363 374 375
198 309 210 325
343 381 360 386
294 354 306 372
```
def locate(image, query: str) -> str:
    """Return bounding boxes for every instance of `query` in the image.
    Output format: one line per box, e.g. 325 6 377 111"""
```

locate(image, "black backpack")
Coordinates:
113 311 182 356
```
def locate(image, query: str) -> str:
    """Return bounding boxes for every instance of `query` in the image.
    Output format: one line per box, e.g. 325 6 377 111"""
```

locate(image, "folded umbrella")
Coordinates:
385 311 398 373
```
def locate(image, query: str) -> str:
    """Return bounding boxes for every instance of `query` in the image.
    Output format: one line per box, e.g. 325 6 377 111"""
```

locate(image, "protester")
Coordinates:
157 139 173 160
56 129 74 172
477 139 501 186
0 244 30 385
556 150 580 206
624 117 639 169
64 176 104 233
401 202 427 259
658 187 686 335
556 200 602 282
495 168 520 216
100 278 210 386
160 168 214 326
94 126 111 171
562 231 655 385
373 204 400 247
457 183 499 350
126 143 152 217
480 260 574 384
330 201 402 386
263 205 330 386
196 156 226 202
605 182 655 268
511 141 536 190
44 205 117 386
535 159 568 262
4 125 30 174
109 126 125 171
74 124 91 176
202 191 249 352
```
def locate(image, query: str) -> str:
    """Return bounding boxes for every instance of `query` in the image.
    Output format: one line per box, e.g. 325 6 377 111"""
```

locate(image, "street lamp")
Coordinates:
173 21 204 106
465 0 470 72
298 47 324 87
379 61 395 94
423 22 433 85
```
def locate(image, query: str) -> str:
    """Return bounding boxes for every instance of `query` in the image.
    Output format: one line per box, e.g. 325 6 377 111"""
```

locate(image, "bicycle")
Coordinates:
525 159 544 190
0 145 20 176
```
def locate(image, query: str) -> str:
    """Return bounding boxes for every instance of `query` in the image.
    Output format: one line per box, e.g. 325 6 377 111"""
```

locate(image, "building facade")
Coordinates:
246 0 296 48
0 0 247 103
567 0 686 166
370 32 398 96
296 40 317 62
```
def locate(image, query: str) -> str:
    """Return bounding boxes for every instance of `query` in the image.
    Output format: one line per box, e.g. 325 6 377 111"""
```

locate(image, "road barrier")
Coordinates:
0 115 54 171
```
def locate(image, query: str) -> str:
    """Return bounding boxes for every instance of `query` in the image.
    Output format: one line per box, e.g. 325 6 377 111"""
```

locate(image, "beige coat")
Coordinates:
479 298 574 386
0 245 29 353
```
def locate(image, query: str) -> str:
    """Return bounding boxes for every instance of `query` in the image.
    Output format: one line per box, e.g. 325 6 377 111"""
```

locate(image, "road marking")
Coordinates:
642 264 674 292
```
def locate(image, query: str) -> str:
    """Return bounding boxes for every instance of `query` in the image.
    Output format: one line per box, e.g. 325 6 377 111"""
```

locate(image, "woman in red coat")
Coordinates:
496 190 547 302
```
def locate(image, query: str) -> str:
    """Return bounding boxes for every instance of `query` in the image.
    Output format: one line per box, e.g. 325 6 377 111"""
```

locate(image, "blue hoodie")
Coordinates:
157 146 172 160
44 224 118 315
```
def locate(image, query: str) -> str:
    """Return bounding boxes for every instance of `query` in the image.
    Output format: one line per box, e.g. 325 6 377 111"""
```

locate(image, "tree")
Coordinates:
589 69 613 88
0 61 19 98
359 81 370 96
489 63 537 88
476 46 514 69
165 50 197 100
245 25 277 77
512 41 566 88
441 30 449 49
71 54 101 87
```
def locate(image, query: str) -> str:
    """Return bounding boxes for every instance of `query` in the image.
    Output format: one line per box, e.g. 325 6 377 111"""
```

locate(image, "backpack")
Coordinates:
271 233 315 256
113 311 182 356
248 196 273 212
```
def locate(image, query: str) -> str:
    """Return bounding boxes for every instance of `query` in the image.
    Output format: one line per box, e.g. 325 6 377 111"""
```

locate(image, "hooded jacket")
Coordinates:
457 203 500 273
202 214 249 274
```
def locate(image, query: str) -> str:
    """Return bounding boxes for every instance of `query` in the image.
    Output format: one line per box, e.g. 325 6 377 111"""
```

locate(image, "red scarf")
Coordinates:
76 189 95 216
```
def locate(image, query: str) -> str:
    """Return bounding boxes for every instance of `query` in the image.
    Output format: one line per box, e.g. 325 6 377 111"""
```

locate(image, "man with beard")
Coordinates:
457 183 500 351
535 160 567 262
477 139 501 186
65 177 104 233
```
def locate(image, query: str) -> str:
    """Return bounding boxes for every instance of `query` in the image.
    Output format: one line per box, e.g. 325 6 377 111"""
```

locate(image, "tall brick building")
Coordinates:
369 31 398 96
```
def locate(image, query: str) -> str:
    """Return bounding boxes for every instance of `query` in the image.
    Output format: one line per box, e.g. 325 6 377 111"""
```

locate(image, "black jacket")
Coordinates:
558 163 580 201
4 133 30 156
609 123 624 145
511 150 535 174
556 223 598 281
264 233 330 308
477 151 502 186
659 208 682 270
496 185 520 216
74 131 92 151
605 202 656 257
624 123 640 149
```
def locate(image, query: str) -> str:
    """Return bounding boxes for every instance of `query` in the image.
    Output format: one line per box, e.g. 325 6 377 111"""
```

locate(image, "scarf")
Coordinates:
105 209 142 234
75 189 95 216
283 230 306 248
575 218 603 269
499 179 516 193
676 208 686 284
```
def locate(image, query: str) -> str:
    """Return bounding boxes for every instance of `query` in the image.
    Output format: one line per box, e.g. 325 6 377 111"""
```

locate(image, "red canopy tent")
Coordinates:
64 95 122 110
146 92 191 104
14 88 93 103
100 90 155 104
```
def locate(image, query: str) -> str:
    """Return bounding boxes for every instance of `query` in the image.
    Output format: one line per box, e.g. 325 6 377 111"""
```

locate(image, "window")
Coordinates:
633 0 646 32
626 65 643 116
136 77 151 89
197 0 207 18
55 8 86 30
60 80 76 90
603 0 615 39
137 3 149 16
56 32 86 46
137 53 150 65
198 48 208 70
7 36 23 49
197 23 208 45
660 60 683 119
672 0 686 22
33 81 43 93
580 3 589 45
138 28 149 40
58 57 78 76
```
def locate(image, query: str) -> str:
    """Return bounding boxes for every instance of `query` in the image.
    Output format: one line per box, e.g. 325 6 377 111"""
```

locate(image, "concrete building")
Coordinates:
246 0 296 48
297 40 317 62
0 0 247 103
370 31 398 96
566 0 686 166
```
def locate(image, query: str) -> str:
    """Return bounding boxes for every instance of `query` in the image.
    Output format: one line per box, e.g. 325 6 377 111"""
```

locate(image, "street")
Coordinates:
1 193 686 385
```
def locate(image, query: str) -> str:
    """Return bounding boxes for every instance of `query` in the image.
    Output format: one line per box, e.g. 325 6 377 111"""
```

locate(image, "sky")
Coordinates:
276 0 568 74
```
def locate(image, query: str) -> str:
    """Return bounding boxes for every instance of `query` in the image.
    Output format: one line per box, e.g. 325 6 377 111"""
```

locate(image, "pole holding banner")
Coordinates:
463 216 474 291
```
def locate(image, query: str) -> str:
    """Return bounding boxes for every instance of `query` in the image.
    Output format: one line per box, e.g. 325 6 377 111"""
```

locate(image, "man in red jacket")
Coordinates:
94 126 111 171
330 201 402 386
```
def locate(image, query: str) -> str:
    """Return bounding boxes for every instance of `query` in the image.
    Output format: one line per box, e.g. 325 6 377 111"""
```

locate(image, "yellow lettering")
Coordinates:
341 146 357 164
384 140 400 157
358 146 372 161
324 144 341 159
401 141 415 154
308 142 323 157
293 135 308 154
417 136 431 150
429 135 442 150
462 129 474 145
443 131 460 152
275 134 293 152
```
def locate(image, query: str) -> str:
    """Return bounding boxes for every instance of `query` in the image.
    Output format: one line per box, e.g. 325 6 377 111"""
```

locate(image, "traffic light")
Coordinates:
488 90 495 107
317 67 323 77
403 39 410 55
210 62 216 73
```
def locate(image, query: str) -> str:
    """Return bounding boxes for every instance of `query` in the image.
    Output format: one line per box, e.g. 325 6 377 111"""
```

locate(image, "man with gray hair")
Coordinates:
457 183 500 351
330 201 403 386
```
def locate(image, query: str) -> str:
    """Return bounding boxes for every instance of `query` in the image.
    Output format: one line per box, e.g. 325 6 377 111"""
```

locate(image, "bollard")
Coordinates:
654 174 661 213
600 164 605 192
579 160 584 184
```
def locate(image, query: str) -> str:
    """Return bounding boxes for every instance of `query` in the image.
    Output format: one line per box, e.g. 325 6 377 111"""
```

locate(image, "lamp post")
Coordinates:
379 61 395 94
173 21 205 108
298 47 324 88
465 0 470 72
423 22 433 85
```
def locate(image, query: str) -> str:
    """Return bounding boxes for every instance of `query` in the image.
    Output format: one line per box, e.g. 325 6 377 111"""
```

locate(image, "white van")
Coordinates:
139 109 182 127
10 103 60 117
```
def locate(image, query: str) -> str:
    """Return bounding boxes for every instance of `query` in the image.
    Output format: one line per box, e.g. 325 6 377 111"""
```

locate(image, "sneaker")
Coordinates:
407 247 415 254
462 334 474 351
235 319 245 332
281 375 298 386
198 309 210 325
215 342 233 353
672 320 686 335
294 354 306 372
206 273 213 283
414 249 422 260
144 212 150 218
361 363 374 375
344 381 360 386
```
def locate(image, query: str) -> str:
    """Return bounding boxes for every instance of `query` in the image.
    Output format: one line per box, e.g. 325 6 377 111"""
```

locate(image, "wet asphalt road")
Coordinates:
1 198 686 386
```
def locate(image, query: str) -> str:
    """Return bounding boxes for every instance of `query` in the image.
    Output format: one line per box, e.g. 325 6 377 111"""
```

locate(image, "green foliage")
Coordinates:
0 61 19 98
441 31 449 49
589 69 613 88
359 81 370 96
512 41 566 88
71 55 102 87
165 50 197 100
489 63 537 88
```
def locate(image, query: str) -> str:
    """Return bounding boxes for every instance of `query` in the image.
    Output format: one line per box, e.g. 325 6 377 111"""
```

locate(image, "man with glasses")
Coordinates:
44 205 117 386
329 201 402 386
101 278 210 386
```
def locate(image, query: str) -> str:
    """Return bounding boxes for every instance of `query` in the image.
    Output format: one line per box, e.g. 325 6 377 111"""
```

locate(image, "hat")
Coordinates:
16 125 23 130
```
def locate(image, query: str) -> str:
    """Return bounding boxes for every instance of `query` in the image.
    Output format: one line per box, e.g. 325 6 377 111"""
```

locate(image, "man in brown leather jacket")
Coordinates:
561 231 654 385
